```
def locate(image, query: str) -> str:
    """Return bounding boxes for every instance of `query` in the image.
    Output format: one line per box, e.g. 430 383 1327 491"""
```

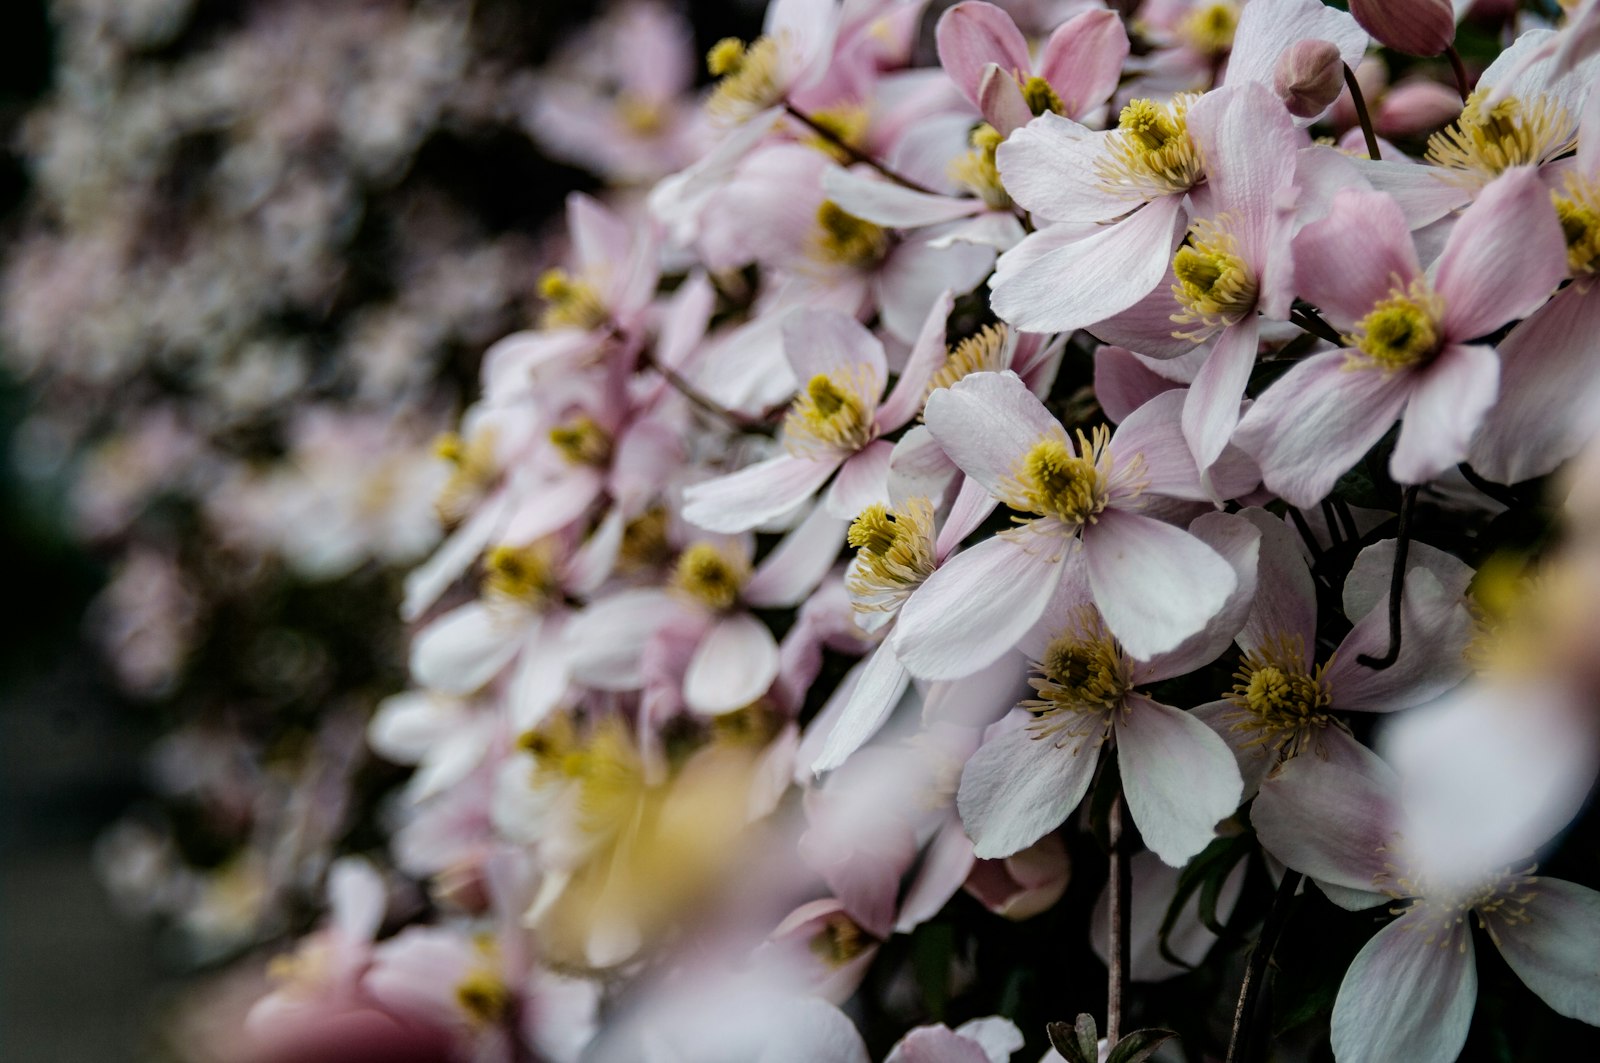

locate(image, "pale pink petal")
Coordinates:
822 166 985 228
746 500 850 608
1251 753 1400 893
565 589 685 690
328 857 386 945
1324 568 1471 714
936 474 1001 561
1116 695 1244 866
952 1017 1025 1063
1232 349 1414 508
1093 345 1184 423
812 642 912 774
1390 343 1499 485
895 820 977 933
923 369 1062 498
684 612 781 714
1361 160 1469 227
783 308 887 388
1225 0 1369 94
567 192 631 278
1435 167 1567 341
886 1028 992 1063
1470 284 1600 483
965 834 1070 921
893 530 1067 680
1330 914 1476 1063
876 235 995 343
401 495 509 621
368 692 465 765
957 717 1100 859
995 115 1147 224
1089 276 1200 361
1037 10 1128 117
1343 538 1474 623
990 195 1185 333
919 649 1032 729
826 439 895 518
927 210 1028 252
1493 878 1600 1023
1106 390 1211 501
410 602 524 694
1191 698 1276 799
976 62 1035 135
1187 83 1301 266
1291 189 1420 331
1235 508 1317 659
1139 510 1262 681
500 471 602 544
508 625 570 731
935 1 1033 106
1082 509 1237 661
682 453 842 534
888 425 959 504
1182 316 1261 476
878 290 957 430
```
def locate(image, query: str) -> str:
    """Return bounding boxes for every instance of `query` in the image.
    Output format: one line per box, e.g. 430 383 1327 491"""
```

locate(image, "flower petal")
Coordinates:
996 115 1146 223
957 716 1101 859
1037 9 1128 118
1330 913 1477 1063
1082 509 1236 661
1182 315 1261 477
1251 752 1400 895
1290 188 1420 331
878 290 957 430
1235 507 1318 660
410 602 524 694
935 1 1033 108
783 308 887 387
1390 343 1500 486
1494 878 1600 1024
1435 166 1567 341
924 370 1062 499
682 453 841 534
1116 696 1244 866
1324 568 1473 713
826 439 895 518
684 612 781 714
812 642 912 774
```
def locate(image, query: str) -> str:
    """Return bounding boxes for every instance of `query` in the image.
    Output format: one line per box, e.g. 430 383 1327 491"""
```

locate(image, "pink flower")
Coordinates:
1233 168 1566 507
886 1016 1025 1063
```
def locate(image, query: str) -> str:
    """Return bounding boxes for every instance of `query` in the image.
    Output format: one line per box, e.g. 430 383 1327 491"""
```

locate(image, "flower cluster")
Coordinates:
36 0 1600 1060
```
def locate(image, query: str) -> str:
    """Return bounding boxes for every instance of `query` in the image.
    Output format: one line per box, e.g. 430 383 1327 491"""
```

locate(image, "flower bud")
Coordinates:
1273 39 1345 118
1350 0 1455 58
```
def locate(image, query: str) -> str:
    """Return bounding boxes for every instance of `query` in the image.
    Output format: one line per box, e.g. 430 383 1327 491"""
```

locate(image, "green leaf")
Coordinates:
1105 1028 1177 1063
1045 1017 1095 1063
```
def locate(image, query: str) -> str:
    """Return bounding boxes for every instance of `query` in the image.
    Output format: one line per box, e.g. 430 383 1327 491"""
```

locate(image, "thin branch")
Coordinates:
1225 870 1304 1063
1343 63 1383 161
1458 462 1523 510
1445 45 1472 103
1357 485 1420 670
1106 790 1131 1047
641 349 775 436
783 102 939 194
1288 307 1343 347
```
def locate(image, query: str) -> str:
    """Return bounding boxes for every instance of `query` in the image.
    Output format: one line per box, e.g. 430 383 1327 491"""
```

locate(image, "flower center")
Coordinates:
1095 94 1205 200
1224 634 1334 758
1377 861 1540 947
538 268 608 330
484 541 559 605
1178 2 1240 56
1344 277 1445 371
925 323 1011 406
523 715 647 839
1553 175 1600 276
783 368 877 457
548 414 613 466
813 200 890 268
1020 74 1065 117
845 498 937 617
434 428 498 524
455 968 512 1026
809 911 873 967
1013 428 1112 526
947 124 1012 210
616 91 666 135
672 541 749 611
1171 216 1258 339
801 104 871 164
1024 609 1129 745
619 506 673 572
1425 90 1575 185
706 35 786 121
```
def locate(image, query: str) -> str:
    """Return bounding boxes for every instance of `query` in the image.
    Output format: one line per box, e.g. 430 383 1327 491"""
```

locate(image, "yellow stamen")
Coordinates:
1426 90 1575 186
1223 633 1335 758
434 428 498 525
1010 428 1113 525
455 969 511 1025
808 911 872 967
783 367 878 457
947 123 1012 210
1024 608 1129 746
538 268 608 330
845 498 937 615
619 507 673 572
802 105 871 164
1095 94 1205 200
483 541 558 605
1553 174 1600 275
1343 276 1445 372
707 34 785 121
548 414 612 466
672 541 749 611
1171 215 1258 339
1178 2 1240 57
616 92 665 135
813 200 890 268
1021 75 1065 117
925 323 1011 406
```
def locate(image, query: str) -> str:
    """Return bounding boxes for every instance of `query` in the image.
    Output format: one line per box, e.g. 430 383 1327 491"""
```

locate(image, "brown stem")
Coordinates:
1225 870 1303 1063
1106 791 1131 1047
783 102 939 195
1357 485 1420 670
1342 63 1382 161
1445 45 1472 103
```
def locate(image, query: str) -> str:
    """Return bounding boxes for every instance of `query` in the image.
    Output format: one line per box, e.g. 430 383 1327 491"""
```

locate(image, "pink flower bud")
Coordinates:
1350 0 1456 57
1273 39 1346 118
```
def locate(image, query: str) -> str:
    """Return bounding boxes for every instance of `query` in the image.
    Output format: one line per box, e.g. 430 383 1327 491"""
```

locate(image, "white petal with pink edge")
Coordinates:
1115 695 1244 866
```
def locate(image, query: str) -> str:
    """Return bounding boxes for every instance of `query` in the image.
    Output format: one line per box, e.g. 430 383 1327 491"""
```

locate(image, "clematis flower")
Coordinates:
1253 746 1600 1063
892 371 1255 674
955 509 1258 866
1233 169 1566 508
683 295 952 532
886 1016 1025 1063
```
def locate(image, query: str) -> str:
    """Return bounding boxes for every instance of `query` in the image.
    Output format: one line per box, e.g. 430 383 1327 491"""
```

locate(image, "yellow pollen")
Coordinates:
616 92 666 135
484 541 559 605
548 414 612 466
1024 609 1129 746
802 105 872 164
1344 277 1445 372
813 200 890 267
845 498 937 615
925 324 1010 405
1377 862 1539 949
538 268 608 330
709 700 782 746
947 123 1012 210
672 541 749 611
619 507 673 572
455 969 512 1025
1171 216 1258 338
527 715 647 838
1425 90 1576 185
434 428 498 525
707 34 785 121
1553 175 1600 275
1223 634 1334 758
809 912 871 967
1021 75 1065 117
1013 429 1110 525
783 367 878 457
1095 94 1205 199
1178 2 1240 57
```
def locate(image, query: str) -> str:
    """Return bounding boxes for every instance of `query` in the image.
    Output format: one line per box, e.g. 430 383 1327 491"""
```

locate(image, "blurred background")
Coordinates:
0 1 758 1057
